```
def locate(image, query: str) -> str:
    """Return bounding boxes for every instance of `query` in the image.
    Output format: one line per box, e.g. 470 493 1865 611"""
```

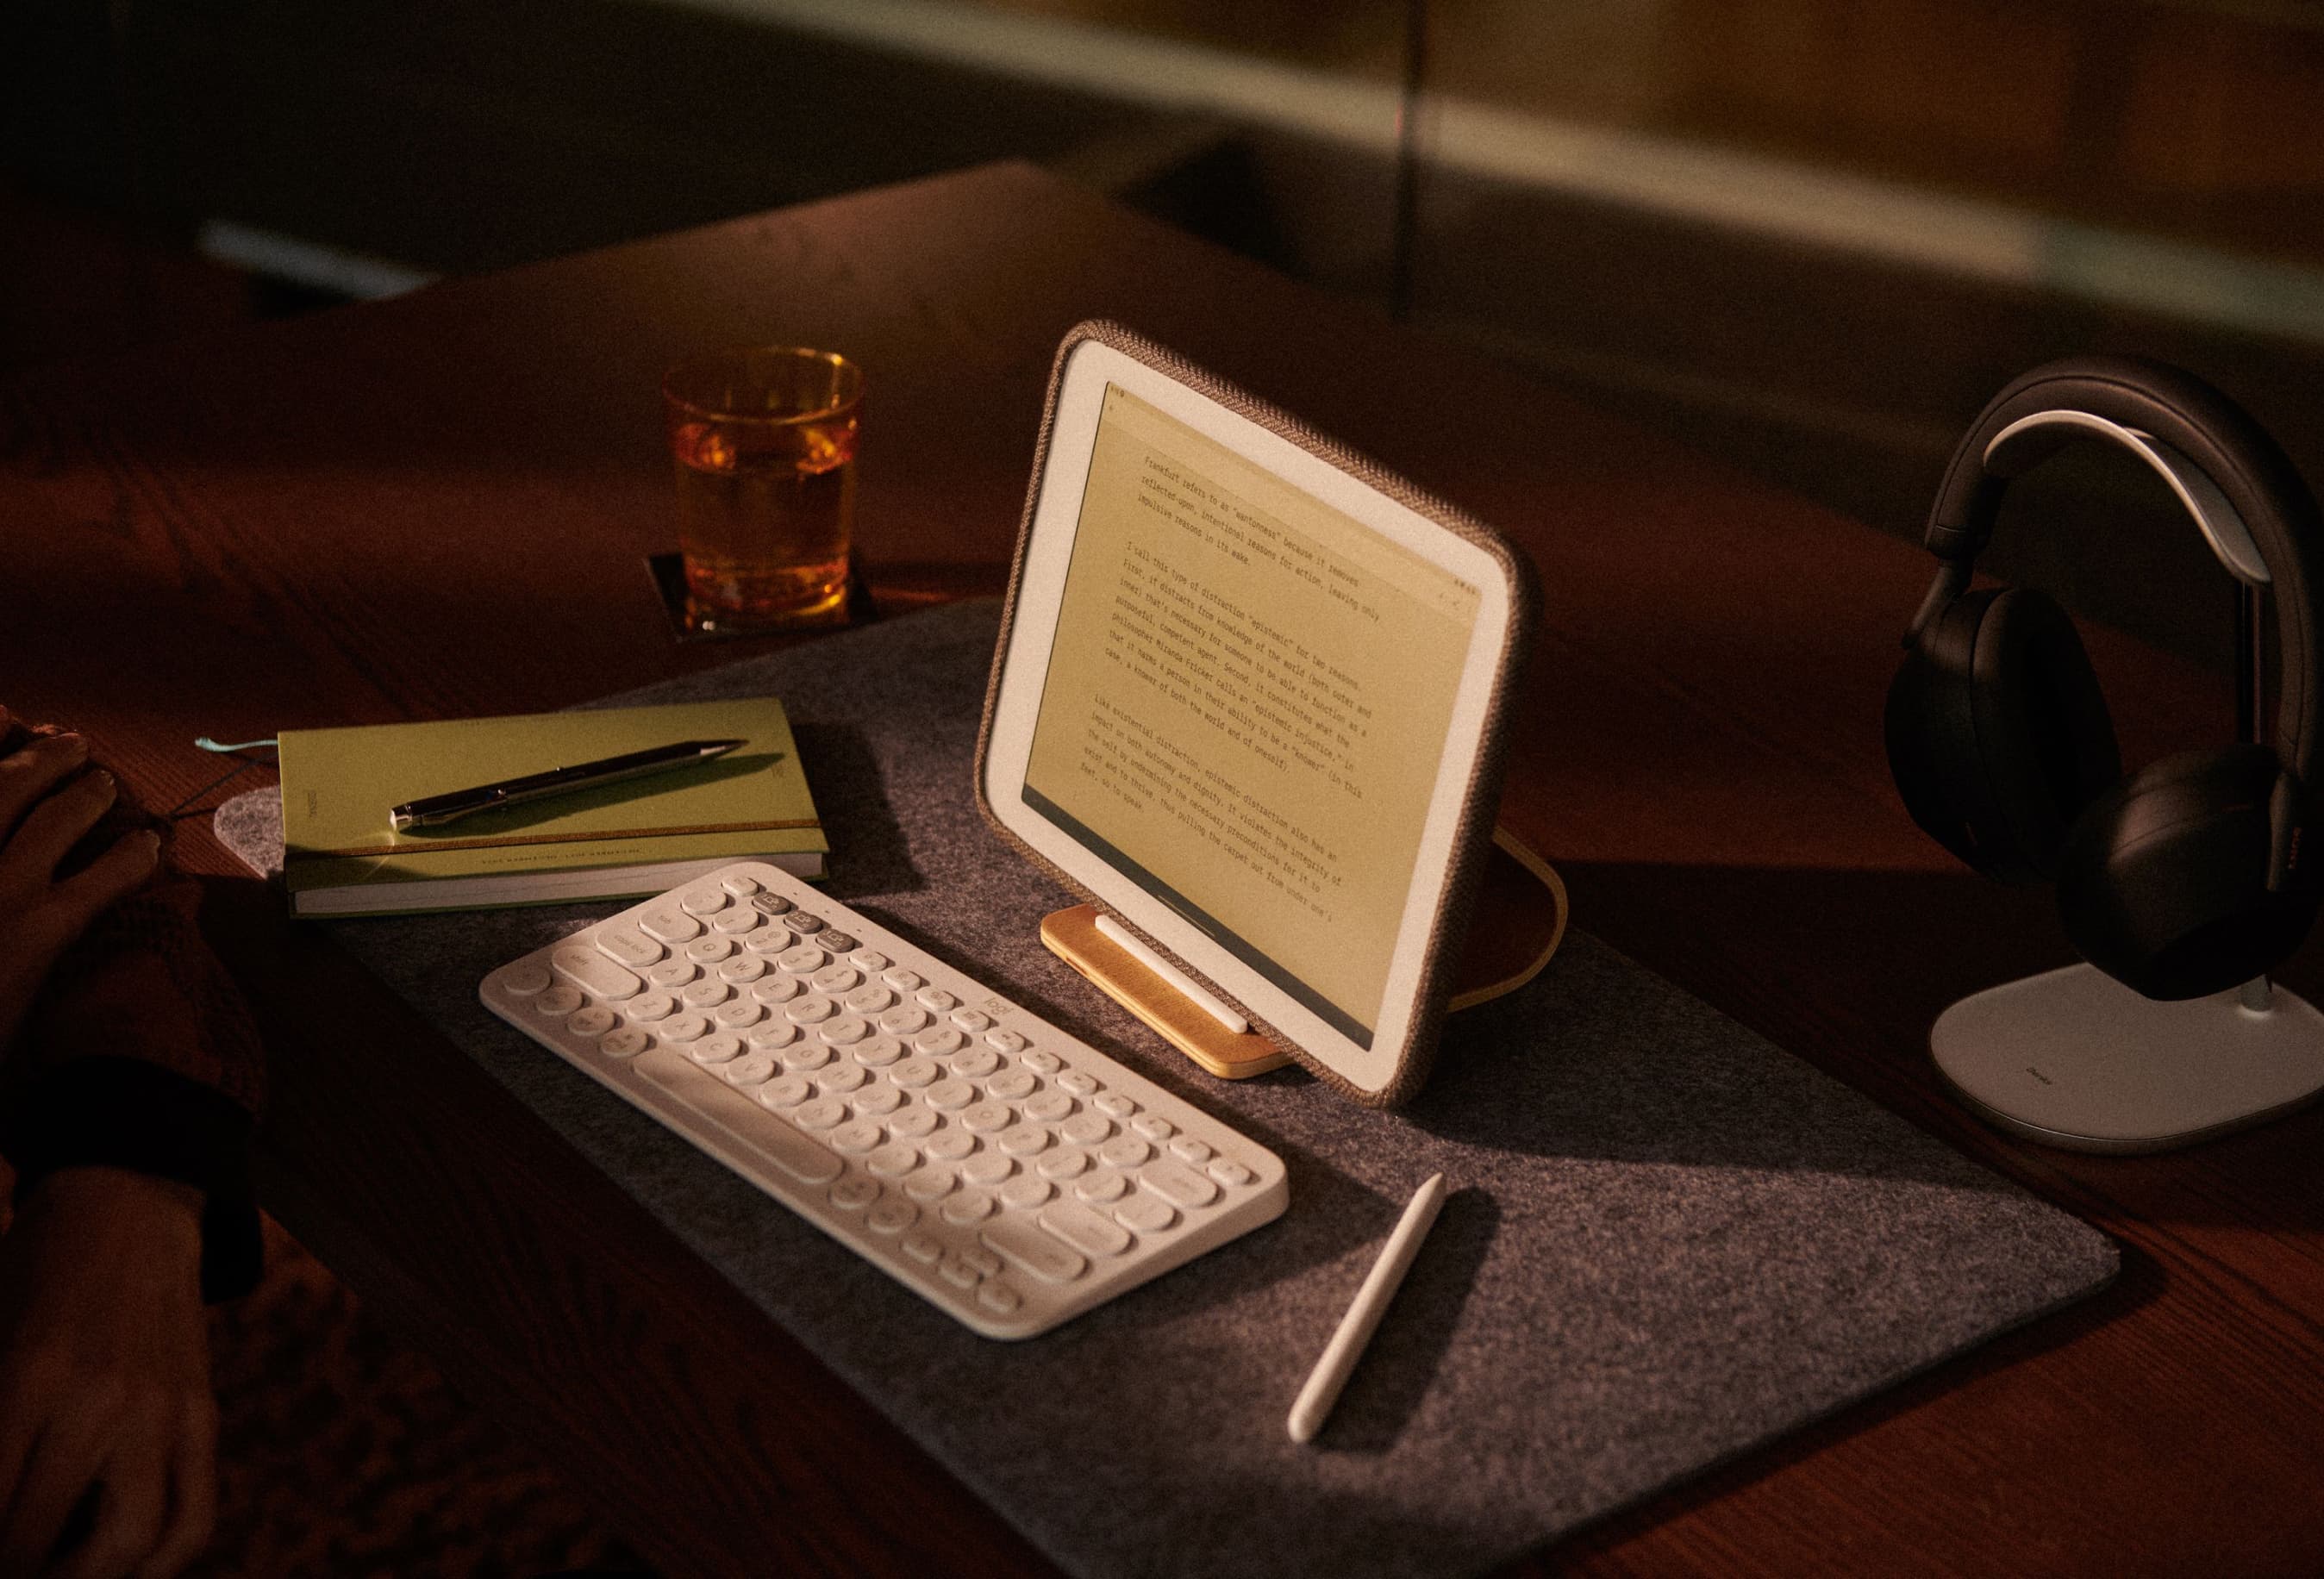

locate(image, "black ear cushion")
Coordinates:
1886 587 2121 882
2058 744 2323 998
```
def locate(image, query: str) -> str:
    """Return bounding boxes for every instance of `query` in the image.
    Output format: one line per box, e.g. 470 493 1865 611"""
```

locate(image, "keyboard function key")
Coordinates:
719 873 762 897
1208 1158 1254 1188
1058 1071 1098 1097
820 933 859 953
1170 1137 1214 1165
916 988 959 1013
1021 1050 1063 1075
1096 1093 1138 1120
951 1008 993 1033
751 892 793 917
881 968 925 993
986 1031 1028 1055
1132 1115 1175 1142
849 950 891 973
787 912 827 934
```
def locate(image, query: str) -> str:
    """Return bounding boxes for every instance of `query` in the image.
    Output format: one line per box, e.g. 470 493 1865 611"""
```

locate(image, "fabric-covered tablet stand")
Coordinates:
216 600 2115 1579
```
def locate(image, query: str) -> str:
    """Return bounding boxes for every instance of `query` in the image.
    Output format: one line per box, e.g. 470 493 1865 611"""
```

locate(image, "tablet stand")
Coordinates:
1041 826 1569 1079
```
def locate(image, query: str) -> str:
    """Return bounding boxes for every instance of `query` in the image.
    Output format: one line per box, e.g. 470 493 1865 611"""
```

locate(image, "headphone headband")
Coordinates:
1921 355 2324 792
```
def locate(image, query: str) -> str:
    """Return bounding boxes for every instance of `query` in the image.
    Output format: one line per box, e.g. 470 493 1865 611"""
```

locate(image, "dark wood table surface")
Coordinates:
7 162 2321 1576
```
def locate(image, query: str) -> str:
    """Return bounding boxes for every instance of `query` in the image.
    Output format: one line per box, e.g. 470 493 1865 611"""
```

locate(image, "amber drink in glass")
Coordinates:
663 346 863 633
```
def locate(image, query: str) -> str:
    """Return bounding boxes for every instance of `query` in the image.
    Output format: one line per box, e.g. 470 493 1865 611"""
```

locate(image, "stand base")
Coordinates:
1932 964 2324 1153
1042 826 1568 1081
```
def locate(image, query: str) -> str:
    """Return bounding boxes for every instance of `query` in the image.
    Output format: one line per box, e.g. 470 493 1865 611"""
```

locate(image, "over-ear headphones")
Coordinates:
1886 355 2324 1000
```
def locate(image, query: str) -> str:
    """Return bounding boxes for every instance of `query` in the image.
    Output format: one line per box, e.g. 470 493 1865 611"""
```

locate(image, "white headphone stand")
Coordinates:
1932 968 2324 1152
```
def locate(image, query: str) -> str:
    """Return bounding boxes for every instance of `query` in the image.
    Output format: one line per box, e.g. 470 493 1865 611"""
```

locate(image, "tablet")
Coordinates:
976 322 1538 1106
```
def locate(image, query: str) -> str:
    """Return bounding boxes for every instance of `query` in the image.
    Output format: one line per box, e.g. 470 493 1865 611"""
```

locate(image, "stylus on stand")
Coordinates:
1288 1171 1446 1444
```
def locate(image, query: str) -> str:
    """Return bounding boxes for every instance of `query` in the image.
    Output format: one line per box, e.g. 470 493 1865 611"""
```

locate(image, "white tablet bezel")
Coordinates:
980 327 1530 1102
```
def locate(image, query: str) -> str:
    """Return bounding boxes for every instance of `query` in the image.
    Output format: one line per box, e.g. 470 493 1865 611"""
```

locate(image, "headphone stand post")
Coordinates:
1931 964 2324 1153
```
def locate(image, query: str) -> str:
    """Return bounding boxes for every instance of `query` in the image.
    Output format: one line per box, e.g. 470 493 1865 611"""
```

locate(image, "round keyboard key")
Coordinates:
882 968 925 992
753 976 804 1003
679 888 729 916
1100 1136 1152 1169
1171 1137 1214 1165
500 963 552 996
627 992 676 1022
1208 1158 1254 1188
1058 1071 1098 1097
714 1000 762 1029
599 1027 650 1058
719 872 761 897
1024 1091 1074 1123
1115 1194 1178 1234
939 1256 978 1289
1060 1114 1112 1146
687 1033 743 1065
830 1120 883 1153
722 1054 775 1087
718 955 769 983
778 945 827 975
567 1006 617 1038
1096 1093 1137 1120
850 950 891 972
597 928 663 969
1037 1147 1090 1180
952 1050 1001 1079
1075 1171 1129 1204
961 1101 1012 1133
751 891 793 916
1021 1050 1063 1075
903 1165 955 1201
868 1200 917 1236
536 985 584 1017
962 1152 1015 1186
681 979 731 1008
889 1108 939 1142
925 1128 976 1161
997 1124 1051 1158
846 983 896 1014
759 1075 814 1108
901 1231 941 1263
684 936 735 964
913 1027 966 1058
747 1020 801 1051
999 1176 1053 1212
986 1030 1028 1055
647 961 697 990
880 1005 931 1035
942 1192 996 1226
866 1143 919 1177
828 1176 879 1211
951 1008 993 1033
816 1063 869 1094
779 1041 832 1071
890 1058 940 1089
916 987 959 1013
819 1014 870 1045
820 933 858 953
658 1012 709 1043
792 1097 847 1130
977 1281 1022 1316
712 908 759 934
926 1079 976 1111
853 1083 903 1116
853 1036 904 1068
988 1070 1037 1101
787 912 826 934
786 995 837 1025
811 964 861 995
1133 1114 1175 1142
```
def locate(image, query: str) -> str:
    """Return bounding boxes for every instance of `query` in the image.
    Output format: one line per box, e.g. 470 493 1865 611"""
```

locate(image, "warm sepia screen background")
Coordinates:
1023 384 1480 1045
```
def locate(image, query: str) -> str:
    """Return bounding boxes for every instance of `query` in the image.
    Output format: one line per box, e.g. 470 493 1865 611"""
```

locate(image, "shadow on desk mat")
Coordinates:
217 600 2115 1579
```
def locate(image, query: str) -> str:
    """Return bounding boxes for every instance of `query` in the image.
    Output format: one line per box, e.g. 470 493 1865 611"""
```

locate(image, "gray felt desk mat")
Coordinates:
217 599 2115 1579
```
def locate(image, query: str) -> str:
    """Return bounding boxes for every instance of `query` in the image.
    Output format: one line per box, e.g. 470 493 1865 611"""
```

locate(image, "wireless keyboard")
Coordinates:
480 861 1289 1338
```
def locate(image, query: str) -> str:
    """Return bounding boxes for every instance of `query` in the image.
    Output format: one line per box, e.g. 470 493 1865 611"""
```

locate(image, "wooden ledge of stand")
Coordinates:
1041 826 1569 1081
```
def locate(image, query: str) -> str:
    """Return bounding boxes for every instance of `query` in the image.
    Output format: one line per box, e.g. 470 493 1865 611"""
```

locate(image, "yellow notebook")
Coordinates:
278 697 825 916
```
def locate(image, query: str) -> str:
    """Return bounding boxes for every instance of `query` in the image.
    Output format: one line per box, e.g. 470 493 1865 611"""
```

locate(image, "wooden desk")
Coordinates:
6 163 2320 1576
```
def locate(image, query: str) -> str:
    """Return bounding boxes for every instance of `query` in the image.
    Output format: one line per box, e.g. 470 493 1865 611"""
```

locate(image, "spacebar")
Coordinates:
632 1049 842 1184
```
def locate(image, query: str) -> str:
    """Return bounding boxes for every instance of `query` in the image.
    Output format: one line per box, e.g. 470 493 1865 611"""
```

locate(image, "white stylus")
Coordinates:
1288 1171 1447 1444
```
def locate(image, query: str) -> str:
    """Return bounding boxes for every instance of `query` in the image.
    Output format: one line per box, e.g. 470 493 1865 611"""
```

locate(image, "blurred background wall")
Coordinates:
7 0 2323 677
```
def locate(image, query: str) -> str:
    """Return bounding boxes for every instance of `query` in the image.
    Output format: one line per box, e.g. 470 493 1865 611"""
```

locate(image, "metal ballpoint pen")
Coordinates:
388 739 747 831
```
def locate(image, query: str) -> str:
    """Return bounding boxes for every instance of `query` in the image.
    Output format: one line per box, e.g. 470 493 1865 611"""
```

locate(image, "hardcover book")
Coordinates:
278 697 824 915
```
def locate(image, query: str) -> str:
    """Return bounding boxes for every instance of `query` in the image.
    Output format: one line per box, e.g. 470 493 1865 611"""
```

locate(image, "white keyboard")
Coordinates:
479 861 1289 1339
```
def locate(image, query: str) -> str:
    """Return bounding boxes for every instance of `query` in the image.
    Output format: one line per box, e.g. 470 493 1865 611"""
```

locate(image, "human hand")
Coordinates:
0 708 161 1055
0 1168 214 1578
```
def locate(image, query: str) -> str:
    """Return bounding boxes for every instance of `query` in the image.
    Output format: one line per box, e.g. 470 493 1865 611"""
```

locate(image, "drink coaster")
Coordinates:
645 552 877 642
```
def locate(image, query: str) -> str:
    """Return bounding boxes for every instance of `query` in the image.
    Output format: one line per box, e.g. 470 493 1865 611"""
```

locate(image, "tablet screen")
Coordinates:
1021 384 1483 1046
